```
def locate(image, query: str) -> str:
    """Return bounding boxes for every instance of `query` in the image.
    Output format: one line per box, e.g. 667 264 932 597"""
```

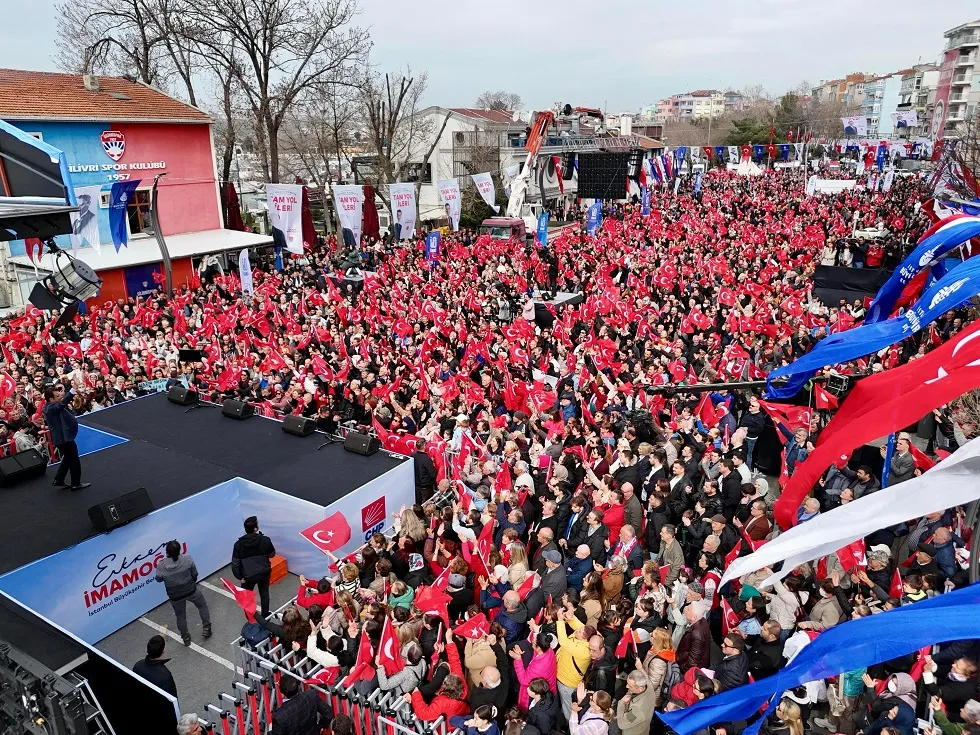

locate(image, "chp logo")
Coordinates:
100 130 126 161
361 496 386 540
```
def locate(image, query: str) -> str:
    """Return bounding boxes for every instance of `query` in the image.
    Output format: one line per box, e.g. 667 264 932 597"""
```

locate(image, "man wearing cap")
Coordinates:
540 549 568 601
709 515 738 558
447 573 472 621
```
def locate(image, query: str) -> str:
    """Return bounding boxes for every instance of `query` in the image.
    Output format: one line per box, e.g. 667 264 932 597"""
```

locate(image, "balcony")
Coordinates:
950 93 968 103
947 105 967 123
946 31 980 49
952 72 973 85
956 52 978 66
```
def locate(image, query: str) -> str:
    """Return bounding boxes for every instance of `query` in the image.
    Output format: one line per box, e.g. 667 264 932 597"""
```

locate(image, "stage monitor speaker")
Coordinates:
577 152 629 199
282 415 315 437
626 148 644 179
222 399 255 420
344 432 381 456
562 152 576 179
88 488 154 532
0 449 47 487
167 386 198 406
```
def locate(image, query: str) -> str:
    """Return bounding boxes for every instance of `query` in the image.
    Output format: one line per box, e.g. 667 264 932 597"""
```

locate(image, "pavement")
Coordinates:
97 564 300 720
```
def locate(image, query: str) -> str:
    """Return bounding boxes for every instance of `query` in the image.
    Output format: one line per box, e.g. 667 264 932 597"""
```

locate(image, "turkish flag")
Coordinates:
779 296 804 318
300 512 352 555
341 629 375 687
836 539 866 572
414 585 451 625
0 373 16 401
721 597 740 636
724 539 742 569
813 384 839 410
718 288 737 307
909 444 936 472
615 626 638 658
889 569 903 599
377 615 405 676
221 578 257 623
453 613 490 640
759 401 812 433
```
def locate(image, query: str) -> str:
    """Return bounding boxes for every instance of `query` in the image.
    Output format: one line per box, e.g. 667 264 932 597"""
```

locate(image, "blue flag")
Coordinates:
767 255 980 398
674 147 687 169
778 144 790 160
753 144 765 161
586 202 602 236
694 171 703 194
536 211 550 246
640 186 650 216
880 433 897 489
865 216 980 323
714 146 726 162
108 179 141 253
876 143 887 172
660 583 980 735
424 231 441 262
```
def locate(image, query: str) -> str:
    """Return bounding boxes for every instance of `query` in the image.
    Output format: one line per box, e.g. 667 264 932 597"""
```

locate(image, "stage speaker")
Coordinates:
88 488 154 532
282 415 315 437
0 449 47 487
167 385 198 406
577 152 629 199
222 399 254 420
627 148 644 179
344 431 381 456
562 152 576 179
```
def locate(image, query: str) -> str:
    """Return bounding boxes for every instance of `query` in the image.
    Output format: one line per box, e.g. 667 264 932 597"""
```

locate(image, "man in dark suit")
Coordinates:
532 527 560 576
412 439 438 504
561 496 591 552
272 674 333 735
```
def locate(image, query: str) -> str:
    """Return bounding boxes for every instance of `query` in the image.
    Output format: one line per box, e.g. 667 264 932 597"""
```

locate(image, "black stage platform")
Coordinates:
0 595 88 674
0 393 408 576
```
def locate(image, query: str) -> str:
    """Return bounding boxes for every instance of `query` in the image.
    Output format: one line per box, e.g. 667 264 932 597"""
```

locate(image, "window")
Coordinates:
127 189 152 234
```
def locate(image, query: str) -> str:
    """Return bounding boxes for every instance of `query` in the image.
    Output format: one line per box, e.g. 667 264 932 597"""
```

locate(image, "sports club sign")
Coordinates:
67 129 166 182
101 130 126 160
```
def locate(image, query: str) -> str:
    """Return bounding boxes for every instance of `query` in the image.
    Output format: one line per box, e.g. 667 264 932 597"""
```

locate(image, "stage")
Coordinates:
0 392 414 645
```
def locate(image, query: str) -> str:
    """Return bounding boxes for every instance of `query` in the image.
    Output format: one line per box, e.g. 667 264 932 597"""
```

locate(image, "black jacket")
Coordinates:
583 525 609 563
133 657 177 699
720 473 743 521
526 691 560 734
271 689 334 735
716 652 749 692
232 532 276 582
413 451 437 490
748 639 784 681
584 652 619 697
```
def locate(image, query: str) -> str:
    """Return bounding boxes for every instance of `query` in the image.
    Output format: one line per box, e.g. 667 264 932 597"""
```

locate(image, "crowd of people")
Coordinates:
9 164 979 735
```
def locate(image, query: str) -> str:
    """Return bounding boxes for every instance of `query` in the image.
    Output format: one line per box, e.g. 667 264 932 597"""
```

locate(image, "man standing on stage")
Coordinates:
43 380 90 491
232 516 276 617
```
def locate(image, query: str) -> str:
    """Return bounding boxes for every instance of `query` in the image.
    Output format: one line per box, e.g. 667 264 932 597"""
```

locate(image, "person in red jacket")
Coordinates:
594 489 625 544
294 575 334 609
404 627 470 721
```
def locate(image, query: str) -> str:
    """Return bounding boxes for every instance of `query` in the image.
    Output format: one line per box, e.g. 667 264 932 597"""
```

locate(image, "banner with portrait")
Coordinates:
332 184 364 248
267 183 304 254
471 173 499 213
70 185 104 254
387 183 417 241
437 178 461 231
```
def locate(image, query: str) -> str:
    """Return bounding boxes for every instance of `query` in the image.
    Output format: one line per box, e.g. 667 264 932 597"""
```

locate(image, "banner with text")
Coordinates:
437 178 462 231
239 249 254 297
470 173 499 213
108 180 141 253
387 183 417 241
267 183 304 254
333 184 364 248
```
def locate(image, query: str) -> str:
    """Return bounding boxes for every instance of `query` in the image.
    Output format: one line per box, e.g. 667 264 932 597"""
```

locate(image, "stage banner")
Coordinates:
470 173 499 213
388 183 417 241
933 49 958 141
267 183 304 254
640 186 651 216
812 179 856 194
586 202 602 236
841 116 867 137
805 175 817 197
0 479 242 644
108 180 141 253
437 178 461 231
70 185 104 254
767 255 980 398
332 184 364 248
537 211 550 246
239 249 254 297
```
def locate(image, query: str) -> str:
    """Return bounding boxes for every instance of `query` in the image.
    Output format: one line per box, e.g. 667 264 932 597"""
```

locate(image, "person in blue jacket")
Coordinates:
42 381 90 491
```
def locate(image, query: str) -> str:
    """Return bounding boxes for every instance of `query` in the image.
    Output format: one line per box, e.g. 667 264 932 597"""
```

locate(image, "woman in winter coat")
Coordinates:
406 628 470 721
511 633 557 711
525 679 560 734
450 704 501 735
377 642 426 696
802 579 842 632
642 628 677 707
569 688 613 735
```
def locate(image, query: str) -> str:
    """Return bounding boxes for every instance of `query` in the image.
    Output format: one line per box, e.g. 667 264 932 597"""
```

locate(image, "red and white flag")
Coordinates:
453 613 490 640
221 578 257 623
341 629 375 687
300 512 352 555
377 616 405 676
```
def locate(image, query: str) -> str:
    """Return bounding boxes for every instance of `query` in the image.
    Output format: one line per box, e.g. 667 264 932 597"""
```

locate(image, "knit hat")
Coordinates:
739 584 760 601
687 580 704 596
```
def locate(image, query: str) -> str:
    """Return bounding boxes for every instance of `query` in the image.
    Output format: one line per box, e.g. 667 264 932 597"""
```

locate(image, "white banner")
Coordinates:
812 179 857 194
0 479 242 644
70 185 104 254
333 184 364 247
437 178 462 231
793 143 804 159
891 110 919 129
721 436 980 588
882 169 895 193
728 146 739 162
841 116 868 137
805 174 817 197
387 183 417 241
239 249 254 296
470 172 500 213
267 183 304 254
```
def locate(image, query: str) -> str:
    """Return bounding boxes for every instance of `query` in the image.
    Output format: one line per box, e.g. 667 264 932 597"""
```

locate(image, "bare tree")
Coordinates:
185 0 370 183
281 83 359 188
474 91 522 111
360 70 451 209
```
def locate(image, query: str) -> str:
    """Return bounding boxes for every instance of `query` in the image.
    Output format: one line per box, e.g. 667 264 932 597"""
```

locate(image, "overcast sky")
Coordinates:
3 0 978 112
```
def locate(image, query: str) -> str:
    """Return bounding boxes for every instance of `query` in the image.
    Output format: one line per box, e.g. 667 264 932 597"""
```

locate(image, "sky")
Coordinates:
2 0 978 112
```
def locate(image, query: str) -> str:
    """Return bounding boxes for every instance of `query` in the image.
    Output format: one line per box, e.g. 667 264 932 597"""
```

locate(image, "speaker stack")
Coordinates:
282 415 315 437
88 488 154 532
167 386 198 406
0 449 47 486
344 431 381 456
577 152 629 199
221 399 255 420
562 152 576 180
626 148 644 179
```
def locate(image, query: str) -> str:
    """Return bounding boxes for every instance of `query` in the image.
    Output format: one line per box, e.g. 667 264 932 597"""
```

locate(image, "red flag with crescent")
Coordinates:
299 512 352 555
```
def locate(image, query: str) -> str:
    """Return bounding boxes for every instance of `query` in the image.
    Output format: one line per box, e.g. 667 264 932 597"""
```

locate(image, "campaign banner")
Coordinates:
437 178 461 231
267 183 304 254
471 173 499 213
70 185 104 254
933 49 958 141
108 179 141 253
536 211 550 247
0 479 242 644
891 110 918 129
811 179 857 194
882 169 895 193
239 249 254 297
138 378 169 393
841 116 867 137
332 184 364 248
586 202 602 236
694 171 703 194
123 263 162 299
425 231 441 262
640 186 651 216
388 183 417 241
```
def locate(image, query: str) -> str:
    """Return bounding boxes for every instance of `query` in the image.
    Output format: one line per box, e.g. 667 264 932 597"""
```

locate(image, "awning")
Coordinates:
9 228 273 272
0 119 76 241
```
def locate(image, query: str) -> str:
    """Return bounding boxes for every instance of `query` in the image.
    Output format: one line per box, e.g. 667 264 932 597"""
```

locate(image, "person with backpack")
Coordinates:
154 540 211 647
640 628 679 707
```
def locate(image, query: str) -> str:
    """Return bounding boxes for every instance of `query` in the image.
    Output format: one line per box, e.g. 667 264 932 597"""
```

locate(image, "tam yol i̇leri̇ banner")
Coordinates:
239 249 254 297
333 184 364 248
437 178 461 231
388 183 417 241
470 173 500 213
267 183 304 254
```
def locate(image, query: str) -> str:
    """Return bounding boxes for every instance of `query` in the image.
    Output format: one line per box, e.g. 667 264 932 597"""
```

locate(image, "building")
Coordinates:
897 64 939 139
936 19 980 138
859 71 907 138
665 90 726 121
0 69 269 307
